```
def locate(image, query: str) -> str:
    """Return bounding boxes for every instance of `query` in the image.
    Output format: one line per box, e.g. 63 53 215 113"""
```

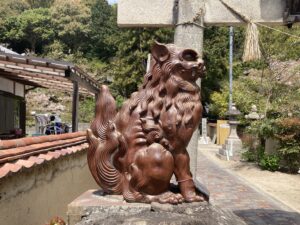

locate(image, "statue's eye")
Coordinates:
181 49 198 61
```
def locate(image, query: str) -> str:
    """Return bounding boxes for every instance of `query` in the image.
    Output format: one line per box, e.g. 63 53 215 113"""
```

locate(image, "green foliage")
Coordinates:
208 77 266 119
25 0 55 8
87 0 117 60
0 0 29 24
242 146 280 172
43 40 68 60
241 150 256 162
246 119 277 139
245 117 300 173
202 26 245 102
50 0 91 53
79 97 95 123
260 26 300 60
259 154 280 172
115 95 125 109
209 91 228 119
107 28 174 99
2 8 54 53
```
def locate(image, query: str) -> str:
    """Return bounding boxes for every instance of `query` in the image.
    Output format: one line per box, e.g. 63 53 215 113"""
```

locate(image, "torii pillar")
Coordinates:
173 0 205 176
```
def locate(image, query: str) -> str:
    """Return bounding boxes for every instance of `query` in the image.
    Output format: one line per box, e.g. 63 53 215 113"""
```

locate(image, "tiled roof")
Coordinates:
0 132 88 179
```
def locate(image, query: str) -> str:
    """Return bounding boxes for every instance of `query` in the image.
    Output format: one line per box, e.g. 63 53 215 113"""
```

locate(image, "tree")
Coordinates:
50 0 91 53
2 8 54 53
107 28 174 99
259 26 300 61
202 26 245 103
25 0 55 8
0 0 29 26
86 0 118 60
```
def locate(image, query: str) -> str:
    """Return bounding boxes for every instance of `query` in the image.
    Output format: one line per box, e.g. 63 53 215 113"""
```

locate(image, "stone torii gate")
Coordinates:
117 0 287 175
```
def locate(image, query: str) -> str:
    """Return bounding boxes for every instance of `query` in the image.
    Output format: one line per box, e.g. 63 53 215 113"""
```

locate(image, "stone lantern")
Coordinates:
245 105 265 154
218 103 243 160
245 105 264 120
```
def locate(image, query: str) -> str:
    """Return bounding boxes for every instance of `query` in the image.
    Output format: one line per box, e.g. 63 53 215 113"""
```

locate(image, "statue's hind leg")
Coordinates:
173 148 205 202
123 143 184 204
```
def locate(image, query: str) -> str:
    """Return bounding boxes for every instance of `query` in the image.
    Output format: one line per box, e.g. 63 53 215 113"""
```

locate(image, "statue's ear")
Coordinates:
151 41 170 63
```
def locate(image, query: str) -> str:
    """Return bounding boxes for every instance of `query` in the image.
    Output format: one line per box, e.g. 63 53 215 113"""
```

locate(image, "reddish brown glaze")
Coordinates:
87 42 206 204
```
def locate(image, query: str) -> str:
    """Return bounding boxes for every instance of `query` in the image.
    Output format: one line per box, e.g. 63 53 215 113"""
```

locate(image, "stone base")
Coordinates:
68 189 246 225
217 138 243 161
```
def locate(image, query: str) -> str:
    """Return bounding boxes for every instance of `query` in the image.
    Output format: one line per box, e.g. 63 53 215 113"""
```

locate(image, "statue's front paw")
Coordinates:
179 179 205 202
157 192 184 204
183 191 204 203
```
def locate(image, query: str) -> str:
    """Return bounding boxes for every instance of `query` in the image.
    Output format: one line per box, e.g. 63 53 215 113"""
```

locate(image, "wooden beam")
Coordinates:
0 73 43 87
0 67 66 81
4 73 91 95
0 53 72 70
72 81 79 132
17 75 73 87
66 71 99 94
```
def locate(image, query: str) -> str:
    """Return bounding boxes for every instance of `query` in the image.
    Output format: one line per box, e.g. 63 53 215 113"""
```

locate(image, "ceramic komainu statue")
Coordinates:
87 42 206 204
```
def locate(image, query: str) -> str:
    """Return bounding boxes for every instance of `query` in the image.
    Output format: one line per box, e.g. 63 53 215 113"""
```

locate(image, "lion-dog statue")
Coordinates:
87 42 206 204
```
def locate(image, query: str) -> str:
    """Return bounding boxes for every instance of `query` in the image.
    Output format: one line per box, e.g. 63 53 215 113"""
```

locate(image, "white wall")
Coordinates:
0 76 25 97
0 77 14 94
15 82 25 97
0 150 98 225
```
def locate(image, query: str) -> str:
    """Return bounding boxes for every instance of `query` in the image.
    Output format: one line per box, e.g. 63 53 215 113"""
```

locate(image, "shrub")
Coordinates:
242 150 256 162
242 145 266 163
275 117 300 173
259 154 280 172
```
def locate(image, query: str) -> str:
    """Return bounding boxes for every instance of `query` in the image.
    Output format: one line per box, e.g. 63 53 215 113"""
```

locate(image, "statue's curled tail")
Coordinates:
87 85 124 194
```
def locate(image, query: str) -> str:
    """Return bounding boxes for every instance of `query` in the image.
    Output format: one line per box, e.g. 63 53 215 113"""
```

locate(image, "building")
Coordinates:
0 47 100 139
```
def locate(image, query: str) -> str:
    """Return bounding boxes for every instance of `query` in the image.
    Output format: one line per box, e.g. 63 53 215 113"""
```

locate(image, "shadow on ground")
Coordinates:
234 208 300 225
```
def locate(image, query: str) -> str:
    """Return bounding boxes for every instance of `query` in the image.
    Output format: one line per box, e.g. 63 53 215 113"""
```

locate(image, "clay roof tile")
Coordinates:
47 151 61 159
38 154 54 161
28 156 45 165
3 163 22 172
15 159 35 168
0 142 88 179
0 165 11 178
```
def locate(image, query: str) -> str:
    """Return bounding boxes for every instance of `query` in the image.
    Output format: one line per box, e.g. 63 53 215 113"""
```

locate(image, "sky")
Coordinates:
107 0 118 5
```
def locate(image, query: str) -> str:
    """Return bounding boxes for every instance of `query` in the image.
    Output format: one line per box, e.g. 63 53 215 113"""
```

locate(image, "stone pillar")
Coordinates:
174 0 204 176
199 118 212 144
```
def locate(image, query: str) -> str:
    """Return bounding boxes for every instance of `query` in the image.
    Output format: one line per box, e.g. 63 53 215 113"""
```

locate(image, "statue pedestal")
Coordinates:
67 189 246 225
67 190 151 225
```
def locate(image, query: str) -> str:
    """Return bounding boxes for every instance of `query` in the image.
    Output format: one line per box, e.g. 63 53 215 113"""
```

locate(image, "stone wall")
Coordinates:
0 149 98 225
